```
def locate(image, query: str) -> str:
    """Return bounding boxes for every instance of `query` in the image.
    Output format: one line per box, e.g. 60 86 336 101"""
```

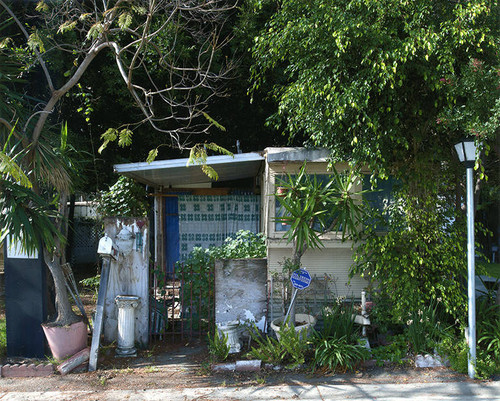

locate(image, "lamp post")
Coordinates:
454 138 478 379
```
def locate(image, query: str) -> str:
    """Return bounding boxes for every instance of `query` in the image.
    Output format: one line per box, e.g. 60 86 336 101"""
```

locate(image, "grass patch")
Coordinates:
478 262 500 279
0 319 5 357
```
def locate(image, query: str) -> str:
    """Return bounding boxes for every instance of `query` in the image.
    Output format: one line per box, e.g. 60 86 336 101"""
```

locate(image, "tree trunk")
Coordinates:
42 192 79 327
44 249 79 326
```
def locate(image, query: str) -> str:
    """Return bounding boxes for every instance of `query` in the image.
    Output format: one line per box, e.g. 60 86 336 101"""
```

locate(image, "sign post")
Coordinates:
284 268 312 324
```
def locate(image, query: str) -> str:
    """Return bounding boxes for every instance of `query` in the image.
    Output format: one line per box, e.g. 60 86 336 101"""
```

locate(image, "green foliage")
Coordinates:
316 299 359 344
370 335 409 366
173 231 266 329
437 335 499 380
434 292 500 379
311 299 367 372
352 190 468 323
479 318 500 363
479 262 500 279
404 301 451 355
209 230 266 260
250 0 499 177
176 247 214 331
207 330 230 362
313 336 369 373
247 324 309 368
437 336 468 376
275 162 367 263
438 58 500 159
476 291 500 371
79 274 101 300
0 179 63 255
187 143 233 181
95 176 148 217
0 127 32 189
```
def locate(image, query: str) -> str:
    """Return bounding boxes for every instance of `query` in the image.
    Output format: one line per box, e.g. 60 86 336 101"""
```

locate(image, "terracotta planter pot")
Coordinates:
270 313 317 340
42 320 88 361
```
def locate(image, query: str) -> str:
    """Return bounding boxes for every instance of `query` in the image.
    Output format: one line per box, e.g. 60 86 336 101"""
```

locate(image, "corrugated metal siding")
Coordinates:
268 247 368 299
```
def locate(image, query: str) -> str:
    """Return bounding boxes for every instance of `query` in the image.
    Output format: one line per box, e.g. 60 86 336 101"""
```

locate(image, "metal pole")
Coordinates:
466 166 476 379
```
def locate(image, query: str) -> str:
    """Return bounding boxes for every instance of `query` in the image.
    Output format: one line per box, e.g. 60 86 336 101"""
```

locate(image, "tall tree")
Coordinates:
250 0 499 180
0 0 236 326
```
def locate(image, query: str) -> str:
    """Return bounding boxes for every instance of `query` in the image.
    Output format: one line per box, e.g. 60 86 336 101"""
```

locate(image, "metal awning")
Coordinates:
113 152 264 187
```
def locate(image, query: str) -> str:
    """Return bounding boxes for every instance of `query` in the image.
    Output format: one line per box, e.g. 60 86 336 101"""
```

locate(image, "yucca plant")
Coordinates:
274 162 368 321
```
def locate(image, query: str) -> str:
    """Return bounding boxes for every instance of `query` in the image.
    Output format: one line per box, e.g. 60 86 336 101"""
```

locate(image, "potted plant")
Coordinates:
272 162 367 332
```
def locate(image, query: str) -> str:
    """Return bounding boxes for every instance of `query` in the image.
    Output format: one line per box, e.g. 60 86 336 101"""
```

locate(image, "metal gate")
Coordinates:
149 262 215 343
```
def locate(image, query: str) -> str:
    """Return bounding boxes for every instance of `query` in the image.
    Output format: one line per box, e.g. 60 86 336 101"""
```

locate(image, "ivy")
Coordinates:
95 176 148 218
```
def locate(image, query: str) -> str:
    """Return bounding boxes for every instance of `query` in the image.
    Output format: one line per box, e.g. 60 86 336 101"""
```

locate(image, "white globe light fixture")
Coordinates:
454 138 478 379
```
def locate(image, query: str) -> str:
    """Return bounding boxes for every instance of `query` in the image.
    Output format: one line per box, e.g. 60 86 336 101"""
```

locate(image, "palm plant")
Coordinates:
1 28 81 326
1 123 81 327
275 162 367 266
274 162 368 322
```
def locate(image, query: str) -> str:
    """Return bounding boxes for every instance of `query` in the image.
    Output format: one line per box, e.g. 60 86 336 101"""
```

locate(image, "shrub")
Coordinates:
437 335 498 380
318 298 359 344
209 230 266 259
167 230 266 332
247 324 309 368
476 290 500 375
352 191 468 324
79 274 101 301
310 299 367 372
313 336 369 372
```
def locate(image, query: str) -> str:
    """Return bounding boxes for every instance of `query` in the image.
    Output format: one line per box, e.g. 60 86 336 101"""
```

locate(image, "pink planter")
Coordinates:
42 320 88 361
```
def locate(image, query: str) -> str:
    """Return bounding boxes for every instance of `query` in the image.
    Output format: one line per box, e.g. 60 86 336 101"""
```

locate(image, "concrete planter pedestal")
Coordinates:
218 321 241 353
115 295 140 357
270 314 316 340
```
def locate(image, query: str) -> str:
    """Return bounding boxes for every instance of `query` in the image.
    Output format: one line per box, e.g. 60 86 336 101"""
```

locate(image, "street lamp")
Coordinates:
454 138 478 379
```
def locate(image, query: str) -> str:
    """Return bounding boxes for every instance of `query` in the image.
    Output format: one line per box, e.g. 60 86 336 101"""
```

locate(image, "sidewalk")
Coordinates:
1 381 499 400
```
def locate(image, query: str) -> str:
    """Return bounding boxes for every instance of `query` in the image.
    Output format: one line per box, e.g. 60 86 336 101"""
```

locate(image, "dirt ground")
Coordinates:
0 285 485 393
0 336 479 393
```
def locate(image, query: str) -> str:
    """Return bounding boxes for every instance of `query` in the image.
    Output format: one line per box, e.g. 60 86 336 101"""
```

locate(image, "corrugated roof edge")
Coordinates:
265 147 330 163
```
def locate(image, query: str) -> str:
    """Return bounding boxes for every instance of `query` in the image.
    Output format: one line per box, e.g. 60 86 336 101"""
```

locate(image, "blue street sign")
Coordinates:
290 269 312 290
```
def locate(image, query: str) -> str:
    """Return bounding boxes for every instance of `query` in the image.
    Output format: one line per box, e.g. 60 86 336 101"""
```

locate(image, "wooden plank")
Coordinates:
88 258 111 372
